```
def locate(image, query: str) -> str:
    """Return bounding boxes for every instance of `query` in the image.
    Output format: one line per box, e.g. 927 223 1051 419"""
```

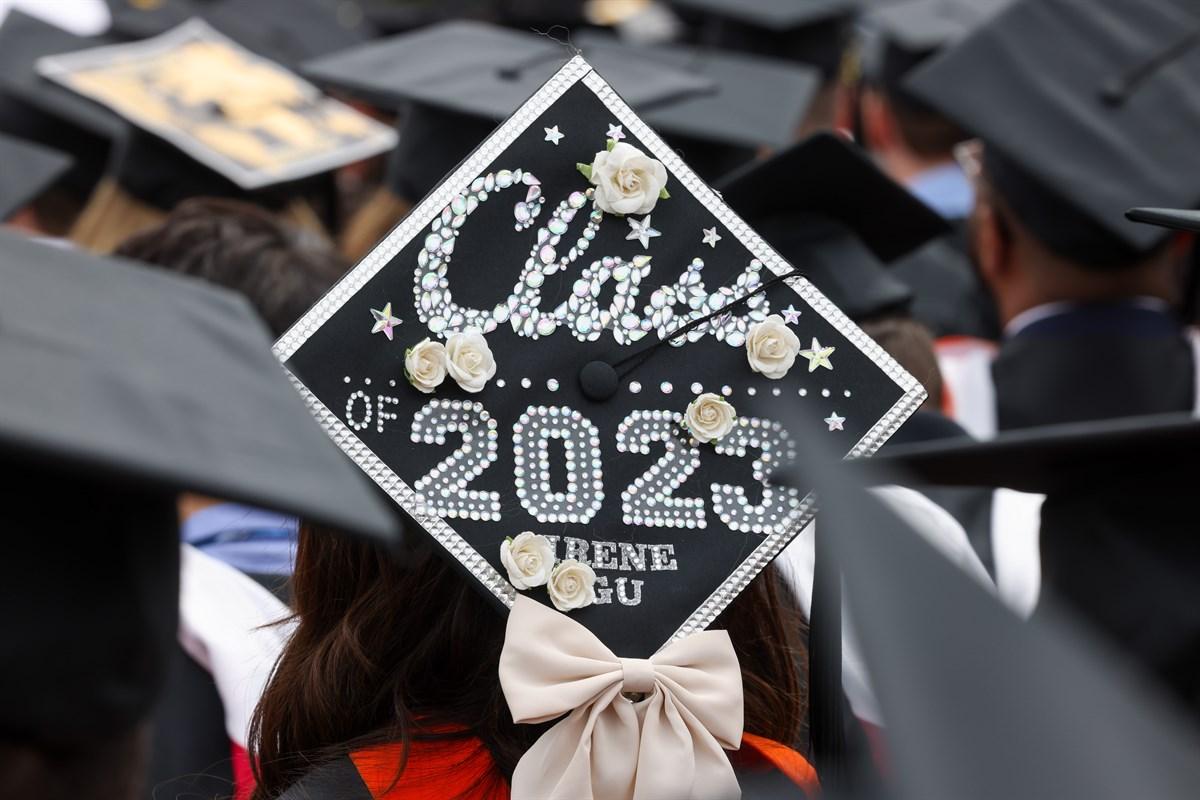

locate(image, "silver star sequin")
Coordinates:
370 302 402 341
626 214 661 249
824 412 845 432
702 227 722 248
607 123 625 142
544 125 565 145
782 304 802 324
799 337 835 372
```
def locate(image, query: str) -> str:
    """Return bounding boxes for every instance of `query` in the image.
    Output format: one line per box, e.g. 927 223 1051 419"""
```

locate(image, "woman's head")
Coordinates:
114 197 345 337
250 526 808 798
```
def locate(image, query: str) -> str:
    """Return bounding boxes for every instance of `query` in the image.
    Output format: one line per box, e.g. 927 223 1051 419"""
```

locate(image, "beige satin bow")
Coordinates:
499 595 744 800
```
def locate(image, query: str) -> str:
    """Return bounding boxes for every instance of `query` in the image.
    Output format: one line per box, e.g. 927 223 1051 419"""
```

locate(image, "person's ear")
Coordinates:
971 193 1011 288
859 89 897 153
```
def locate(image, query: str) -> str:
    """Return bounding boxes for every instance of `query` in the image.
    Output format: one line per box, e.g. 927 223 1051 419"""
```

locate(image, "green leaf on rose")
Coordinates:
576 162 593 180
606 138 616 151
659 187 670 200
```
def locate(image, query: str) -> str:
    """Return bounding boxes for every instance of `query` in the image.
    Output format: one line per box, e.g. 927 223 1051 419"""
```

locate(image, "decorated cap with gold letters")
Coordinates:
277 54 925 657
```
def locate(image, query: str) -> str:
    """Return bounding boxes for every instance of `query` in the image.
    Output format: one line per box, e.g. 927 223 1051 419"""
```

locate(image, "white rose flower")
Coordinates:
684 393 737 443
547 559 597 612
404 338 447 393
500 532 555 590
586 142 668 216
746 315 802 380
445 329 496 393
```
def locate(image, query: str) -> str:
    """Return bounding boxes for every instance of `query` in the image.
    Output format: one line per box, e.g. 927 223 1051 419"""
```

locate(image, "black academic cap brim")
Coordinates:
300 20 714 120
769 402 1200 800
573 30 821 151
0 132 73 219
104 0 208 39
717 131 948 262
1126 207 1200 235
0 229 400 544
865 0 1012 54
904 0 1200 253
870 412 1200 495
671 0 857 30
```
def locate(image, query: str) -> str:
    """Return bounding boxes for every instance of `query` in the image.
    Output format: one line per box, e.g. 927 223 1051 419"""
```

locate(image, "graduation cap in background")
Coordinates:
104 0 378 66
572 30 823 180
0 12 124 203
670 0 863 78
1127 207 1200 235
856 0 1013 91
717 132 948 321
864 411 1200 725
277 53 925 660
905 0 1200 267
0 228 399 745
768 401 1200 799
0 132 73 221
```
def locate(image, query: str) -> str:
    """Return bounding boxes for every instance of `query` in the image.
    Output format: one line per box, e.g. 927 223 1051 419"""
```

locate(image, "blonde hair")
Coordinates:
338 186 412 263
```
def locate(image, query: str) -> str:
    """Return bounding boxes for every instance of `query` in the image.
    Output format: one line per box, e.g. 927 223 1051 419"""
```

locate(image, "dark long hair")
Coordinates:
249 527 808 798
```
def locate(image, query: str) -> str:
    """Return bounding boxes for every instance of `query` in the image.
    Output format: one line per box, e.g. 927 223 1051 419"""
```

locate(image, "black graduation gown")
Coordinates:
993 304 1200 718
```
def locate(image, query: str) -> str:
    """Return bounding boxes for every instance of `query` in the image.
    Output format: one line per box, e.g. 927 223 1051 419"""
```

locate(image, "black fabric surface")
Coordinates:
286 76 912 657
0 131 73 219
0 229 399 543
146 646 235 800
278 756 373 800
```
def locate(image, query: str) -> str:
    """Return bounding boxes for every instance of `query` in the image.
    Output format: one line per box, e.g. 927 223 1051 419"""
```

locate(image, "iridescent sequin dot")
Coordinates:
690 382 704 394
629 381 642 394
364 378 372 386
343 376 351 384
822 389 831 397
844 390 852 397
389 380 397 387
747 387 757 396
546 379 560 391
496 379 506 388
799 388 808 397
660 381 673 394
721 385 732 397
521 378 532 389
772 388 781 396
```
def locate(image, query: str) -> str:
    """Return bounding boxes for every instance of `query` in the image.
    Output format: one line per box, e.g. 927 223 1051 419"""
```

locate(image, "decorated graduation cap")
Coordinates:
37 18 396 192
671 0 861 78
905 0 1200 267
717 131 947 321
278 51 923 797
0 229 399 745
0 132 72 220
772 404 1200 799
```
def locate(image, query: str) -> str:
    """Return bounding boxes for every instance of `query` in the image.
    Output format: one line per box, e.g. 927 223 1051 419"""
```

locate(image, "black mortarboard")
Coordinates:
301 20 720 198
867 411 1200 494
717 132 947 262
573 30 823 179
277 54 924 659
1127 206 1200 235
905 0 1200 264
37 19 396 193
103 0 210 39
0 132 73 220
0 228 399 744
773 406 1200 799
0 12 125 197
670 0 861 77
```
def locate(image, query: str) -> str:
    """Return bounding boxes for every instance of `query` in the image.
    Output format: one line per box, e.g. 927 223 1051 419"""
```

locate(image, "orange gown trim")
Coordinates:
350 732 820 799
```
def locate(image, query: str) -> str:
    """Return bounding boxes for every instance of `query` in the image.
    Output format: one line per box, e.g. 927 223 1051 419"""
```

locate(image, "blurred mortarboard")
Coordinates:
0 12 126 196
670 0 862 77
868 411 1200 494
857 0 1012 90
34 18 396 199
0 132 73 220
0 228 399 745
103 0 209 39
1127 206 1200 235
716 132 945 320
573 30 822 179
302 20 718 198
768 400 1200 799
904 0 1200 265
